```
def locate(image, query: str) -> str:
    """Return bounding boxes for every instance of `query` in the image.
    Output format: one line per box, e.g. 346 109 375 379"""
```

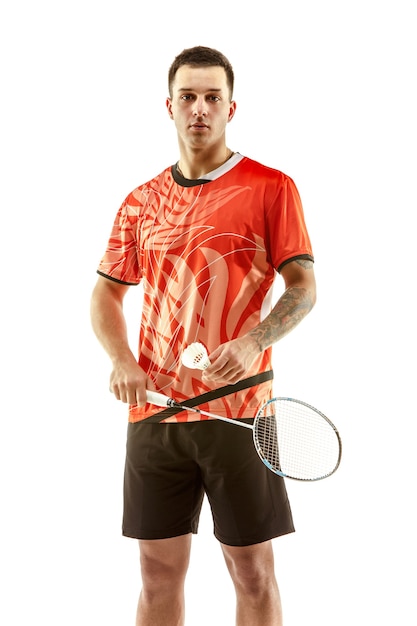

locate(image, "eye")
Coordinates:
180 94 195 101
207 95 221 102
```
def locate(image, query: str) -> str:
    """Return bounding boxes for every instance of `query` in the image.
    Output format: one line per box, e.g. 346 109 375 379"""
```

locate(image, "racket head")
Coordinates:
253 397 342 481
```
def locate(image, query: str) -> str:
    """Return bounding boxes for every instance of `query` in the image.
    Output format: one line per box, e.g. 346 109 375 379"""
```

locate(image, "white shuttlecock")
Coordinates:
181 342 211 370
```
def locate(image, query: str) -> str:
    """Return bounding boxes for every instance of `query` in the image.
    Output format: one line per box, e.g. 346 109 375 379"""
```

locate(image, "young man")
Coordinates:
91 46 316 626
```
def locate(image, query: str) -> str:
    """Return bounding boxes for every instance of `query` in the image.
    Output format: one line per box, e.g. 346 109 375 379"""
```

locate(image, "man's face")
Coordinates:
166 65 236 151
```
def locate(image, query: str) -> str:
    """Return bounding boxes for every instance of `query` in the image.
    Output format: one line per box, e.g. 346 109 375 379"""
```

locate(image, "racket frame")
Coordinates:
253 397 342 481
146 391 342 481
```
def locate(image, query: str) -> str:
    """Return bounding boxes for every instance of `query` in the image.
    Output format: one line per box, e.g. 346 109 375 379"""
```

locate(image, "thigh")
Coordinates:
123 423 205 540
195 420 295 547
139 534 193 583
221 539 275 572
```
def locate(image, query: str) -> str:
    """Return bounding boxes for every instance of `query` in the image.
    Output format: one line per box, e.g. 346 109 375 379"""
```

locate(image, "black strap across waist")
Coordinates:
143 370 274 423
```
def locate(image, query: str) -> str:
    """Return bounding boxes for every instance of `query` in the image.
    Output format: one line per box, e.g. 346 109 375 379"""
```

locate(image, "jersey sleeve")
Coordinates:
265 174 314 273
96 196 142 285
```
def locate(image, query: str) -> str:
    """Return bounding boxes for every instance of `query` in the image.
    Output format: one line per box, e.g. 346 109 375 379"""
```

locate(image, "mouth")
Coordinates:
190 123 209 130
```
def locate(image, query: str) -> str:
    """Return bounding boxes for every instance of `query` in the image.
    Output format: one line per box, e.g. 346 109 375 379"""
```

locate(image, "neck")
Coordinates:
176 147 234 179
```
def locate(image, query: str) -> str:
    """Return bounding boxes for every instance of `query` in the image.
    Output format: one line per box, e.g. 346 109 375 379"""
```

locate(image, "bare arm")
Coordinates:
202 258 316 385
248 258 316 350
90 276 149 405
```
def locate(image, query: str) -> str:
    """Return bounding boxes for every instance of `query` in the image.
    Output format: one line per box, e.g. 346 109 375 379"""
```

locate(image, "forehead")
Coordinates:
172 65 229 94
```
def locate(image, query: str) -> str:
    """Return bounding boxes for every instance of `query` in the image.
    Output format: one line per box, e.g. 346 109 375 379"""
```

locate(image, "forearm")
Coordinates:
90 284 136 367
91 279 149 404
203 283 315 385
202 258 316 385
247 285 315 352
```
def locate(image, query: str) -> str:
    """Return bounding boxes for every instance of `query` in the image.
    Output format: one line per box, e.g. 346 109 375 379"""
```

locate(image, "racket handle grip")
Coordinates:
146 390 174 408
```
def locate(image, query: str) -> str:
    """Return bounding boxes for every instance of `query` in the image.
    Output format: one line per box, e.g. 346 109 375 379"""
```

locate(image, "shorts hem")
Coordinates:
122 526 198 541
214 525 295 547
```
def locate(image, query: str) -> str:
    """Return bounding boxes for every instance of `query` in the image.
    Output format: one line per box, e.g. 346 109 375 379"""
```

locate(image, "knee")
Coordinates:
232 562 270 596
139 541 190 593
222 544 276 597
141 553 184 589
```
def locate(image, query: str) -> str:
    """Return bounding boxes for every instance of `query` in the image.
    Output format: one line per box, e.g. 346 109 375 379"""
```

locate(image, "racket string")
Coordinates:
254 400 340 480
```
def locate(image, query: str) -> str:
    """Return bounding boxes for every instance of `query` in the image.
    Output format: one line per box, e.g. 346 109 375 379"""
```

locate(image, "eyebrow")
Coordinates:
177 87 223 92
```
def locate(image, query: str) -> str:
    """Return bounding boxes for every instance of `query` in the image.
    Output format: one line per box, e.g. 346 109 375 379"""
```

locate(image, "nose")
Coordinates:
193 97 207 117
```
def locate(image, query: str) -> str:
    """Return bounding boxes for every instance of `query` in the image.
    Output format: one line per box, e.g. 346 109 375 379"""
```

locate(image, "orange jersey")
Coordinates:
97 154 314 423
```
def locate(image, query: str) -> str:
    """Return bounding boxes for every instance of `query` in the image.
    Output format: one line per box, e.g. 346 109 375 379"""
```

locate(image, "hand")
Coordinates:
202 336 260 386
109 356 152 406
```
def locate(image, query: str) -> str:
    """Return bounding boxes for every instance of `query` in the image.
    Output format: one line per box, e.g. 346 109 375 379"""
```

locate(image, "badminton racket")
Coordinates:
146 391 342 481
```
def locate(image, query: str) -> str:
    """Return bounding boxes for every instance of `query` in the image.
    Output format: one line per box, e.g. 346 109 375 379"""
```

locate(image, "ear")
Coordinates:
228 100 237 123
166 97 174 120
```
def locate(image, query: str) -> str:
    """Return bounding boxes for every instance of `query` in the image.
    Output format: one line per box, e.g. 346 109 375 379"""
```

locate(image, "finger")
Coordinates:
110 382 137 405
203 361 242 384
109 374 120 400
204 355 229 376
136 387 148 407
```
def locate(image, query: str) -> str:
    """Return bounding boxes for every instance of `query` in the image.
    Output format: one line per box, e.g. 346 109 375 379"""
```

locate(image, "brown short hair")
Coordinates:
168 46 234 99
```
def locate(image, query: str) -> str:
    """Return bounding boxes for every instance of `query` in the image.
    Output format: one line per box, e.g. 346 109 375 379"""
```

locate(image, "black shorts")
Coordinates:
122 419 295 547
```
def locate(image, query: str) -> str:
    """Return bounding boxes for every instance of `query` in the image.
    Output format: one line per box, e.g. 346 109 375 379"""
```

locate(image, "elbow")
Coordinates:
310 283 317 310
307 278 317 314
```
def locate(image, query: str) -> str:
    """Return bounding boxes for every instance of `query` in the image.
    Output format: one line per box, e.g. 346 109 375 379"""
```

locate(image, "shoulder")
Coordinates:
124 166 173 205
238 156 295 186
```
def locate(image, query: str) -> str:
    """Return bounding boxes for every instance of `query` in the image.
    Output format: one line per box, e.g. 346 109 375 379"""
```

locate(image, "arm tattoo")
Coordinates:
248 286 314 352
294 258 314 270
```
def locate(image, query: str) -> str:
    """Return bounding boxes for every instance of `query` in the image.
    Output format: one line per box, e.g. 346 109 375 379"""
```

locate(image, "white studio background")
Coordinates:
0 1 415 624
